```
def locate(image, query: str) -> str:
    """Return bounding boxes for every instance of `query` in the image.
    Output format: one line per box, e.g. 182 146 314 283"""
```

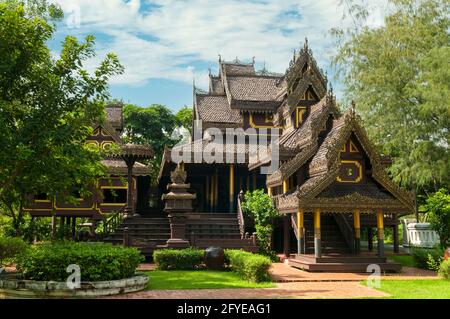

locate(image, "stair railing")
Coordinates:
290 214 299 239
333 214 355 254
237 192 246 239
103 206 125 236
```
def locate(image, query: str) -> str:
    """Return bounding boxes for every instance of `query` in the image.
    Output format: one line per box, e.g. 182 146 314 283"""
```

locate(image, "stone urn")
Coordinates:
204 247 225 270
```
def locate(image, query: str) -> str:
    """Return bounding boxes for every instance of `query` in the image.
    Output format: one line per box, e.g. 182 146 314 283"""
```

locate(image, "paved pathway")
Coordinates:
271 262 439 282
105 281 388 299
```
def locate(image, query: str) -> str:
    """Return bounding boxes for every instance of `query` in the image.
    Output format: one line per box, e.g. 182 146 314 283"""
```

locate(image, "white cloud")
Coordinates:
51 0 389 89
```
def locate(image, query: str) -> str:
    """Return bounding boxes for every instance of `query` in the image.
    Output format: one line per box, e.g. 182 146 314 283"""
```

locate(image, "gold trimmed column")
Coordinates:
353 210 361 255
297 208 305 254
267 187 272 197
229 164 235 213
283 179 288 194
314 209 321 258
377 209 384 257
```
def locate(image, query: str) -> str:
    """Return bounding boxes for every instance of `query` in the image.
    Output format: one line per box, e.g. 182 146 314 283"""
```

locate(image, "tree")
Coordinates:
422 189 450 248
331 0 450 194
175 106 193 134
123 104 179 161
0 0 123 235
241 190 278 258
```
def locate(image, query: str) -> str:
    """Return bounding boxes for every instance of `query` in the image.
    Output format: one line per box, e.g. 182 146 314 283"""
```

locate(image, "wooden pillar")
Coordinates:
124 159 136 218
205 175 210 212
51 215 56 240
353 210 361 255
367 227 373 251
253 172 257 191
267 186 272 197
283 179 288 194
246 175 250 192
214 168 219 212
283 214 290 257
314 209 321 258
239 176 243 193
71 217 76 239
297 208 305 254
210 173 215 213
229 164 235 213
393 225 399 253
377 209 384 257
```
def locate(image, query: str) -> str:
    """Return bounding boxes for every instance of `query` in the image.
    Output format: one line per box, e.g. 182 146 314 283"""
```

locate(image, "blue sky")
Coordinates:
49 0 388 111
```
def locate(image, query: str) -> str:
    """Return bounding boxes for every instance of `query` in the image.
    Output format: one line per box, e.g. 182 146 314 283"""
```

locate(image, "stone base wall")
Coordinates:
0 274 148 299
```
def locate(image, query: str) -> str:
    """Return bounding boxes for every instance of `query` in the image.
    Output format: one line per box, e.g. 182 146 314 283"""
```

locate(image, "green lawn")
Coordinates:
144 270 276 290
363 280 450 299
388 255 415 267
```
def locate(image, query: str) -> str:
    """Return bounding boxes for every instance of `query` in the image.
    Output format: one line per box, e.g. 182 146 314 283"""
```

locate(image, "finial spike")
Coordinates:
351 100 356 113
218 54 221 62
252 56 255 65
304 37 308 49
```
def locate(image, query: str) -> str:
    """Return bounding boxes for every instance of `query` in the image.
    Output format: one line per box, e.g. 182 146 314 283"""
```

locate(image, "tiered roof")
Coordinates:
160 41 413 213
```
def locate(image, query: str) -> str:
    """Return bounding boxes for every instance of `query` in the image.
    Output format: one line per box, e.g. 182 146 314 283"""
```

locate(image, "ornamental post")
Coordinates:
161 163 196 248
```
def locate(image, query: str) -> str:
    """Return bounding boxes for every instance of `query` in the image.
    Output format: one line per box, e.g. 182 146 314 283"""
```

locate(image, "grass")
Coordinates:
363 279 450 299
145 270 275 290
388 255 415 267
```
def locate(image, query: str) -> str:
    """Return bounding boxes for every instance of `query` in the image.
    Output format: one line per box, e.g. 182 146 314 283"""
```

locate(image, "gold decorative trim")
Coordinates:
336 160 362 183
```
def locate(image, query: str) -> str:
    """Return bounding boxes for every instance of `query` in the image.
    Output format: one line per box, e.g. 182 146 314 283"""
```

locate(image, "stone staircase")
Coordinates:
103 217 171 256
103 213 258 256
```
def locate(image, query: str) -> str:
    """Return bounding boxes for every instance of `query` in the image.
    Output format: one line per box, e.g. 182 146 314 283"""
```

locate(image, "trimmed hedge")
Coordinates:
152 248 272 282
153 248 204 270
225 249 271 283
16 241 143 281
0 237 28 267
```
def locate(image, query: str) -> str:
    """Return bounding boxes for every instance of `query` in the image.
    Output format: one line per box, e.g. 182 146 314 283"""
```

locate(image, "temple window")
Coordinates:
265 113 274 123
34 193 49 202
102 188 127 204
296 107 306 127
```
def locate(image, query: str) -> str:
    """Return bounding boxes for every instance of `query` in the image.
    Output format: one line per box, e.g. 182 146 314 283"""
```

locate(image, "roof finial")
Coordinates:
293 49 296 62
218 54 221 62
234 56 239 63
208 68 211 76
329 82 333 95
304 37 309 50
351 100 356 114
252 56 256 65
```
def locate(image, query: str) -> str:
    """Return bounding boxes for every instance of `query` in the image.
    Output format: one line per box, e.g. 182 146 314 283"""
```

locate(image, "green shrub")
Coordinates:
153 248 204 270
411 246 444 270
0 237 28 267
241 190 278 257
438 260 450 280
225 249 271 283
16 241 143 281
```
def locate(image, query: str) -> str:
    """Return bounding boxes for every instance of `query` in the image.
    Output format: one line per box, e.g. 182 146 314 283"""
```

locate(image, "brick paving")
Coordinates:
270 262 439 282
104 282 388 299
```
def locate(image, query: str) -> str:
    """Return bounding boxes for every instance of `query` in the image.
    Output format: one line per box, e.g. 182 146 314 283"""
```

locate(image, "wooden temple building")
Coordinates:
26 40 414 272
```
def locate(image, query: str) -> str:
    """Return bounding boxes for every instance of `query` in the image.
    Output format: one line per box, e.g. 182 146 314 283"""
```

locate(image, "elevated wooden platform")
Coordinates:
288 254 402 273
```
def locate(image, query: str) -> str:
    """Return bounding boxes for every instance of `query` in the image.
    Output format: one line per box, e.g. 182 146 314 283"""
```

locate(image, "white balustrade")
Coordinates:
402 220 440 248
